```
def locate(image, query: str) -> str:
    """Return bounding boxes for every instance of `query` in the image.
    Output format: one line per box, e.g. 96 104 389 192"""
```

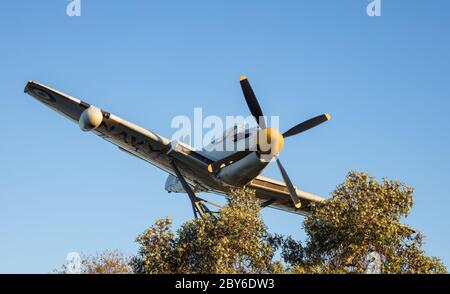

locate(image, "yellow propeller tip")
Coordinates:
207 164 214 173
295 203 302 209
325 113 331 120
239 75 247 81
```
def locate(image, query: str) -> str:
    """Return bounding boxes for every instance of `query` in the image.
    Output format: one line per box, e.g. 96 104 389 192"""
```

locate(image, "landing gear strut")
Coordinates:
168 159 219 219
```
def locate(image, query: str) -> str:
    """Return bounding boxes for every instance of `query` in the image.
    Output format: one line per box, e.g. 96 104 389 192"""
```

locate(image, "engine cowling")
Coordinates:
79 107 103 131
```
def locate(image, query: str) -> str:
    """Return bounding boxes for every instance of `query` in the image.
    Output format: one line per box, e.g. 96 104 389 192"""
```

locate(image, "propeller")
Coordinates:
283 113 331 138
240 75 266 129
207 150 252 173
276 158 301 208
207 75 331 209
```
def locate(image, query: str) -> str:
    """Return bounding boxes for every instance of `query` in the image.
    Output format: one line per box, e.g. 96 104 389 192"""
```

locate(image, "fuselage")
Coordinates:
165 125 270 194
199 125 271 187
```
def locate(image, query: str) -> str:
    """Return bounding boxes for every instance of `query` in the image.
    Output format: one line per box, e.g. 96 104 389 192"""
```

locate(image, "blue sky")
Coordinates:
1 0 449 273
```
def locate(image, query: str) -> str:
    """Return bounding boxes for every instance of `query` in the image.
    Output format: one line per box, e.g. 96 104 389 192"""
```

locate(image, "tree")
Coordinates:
57 250 132 274
131 187 276 274
281 171 447 274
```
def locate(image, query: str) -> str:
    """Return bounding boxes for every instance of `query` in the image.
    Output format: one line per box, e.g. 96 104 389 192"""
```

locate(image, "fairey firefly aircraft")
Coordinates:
24 76 330 218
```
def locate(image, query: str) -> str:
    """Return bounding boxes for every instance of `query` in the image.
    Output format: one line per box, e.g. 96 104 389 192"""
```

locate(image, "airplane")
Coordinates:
24 76 330 218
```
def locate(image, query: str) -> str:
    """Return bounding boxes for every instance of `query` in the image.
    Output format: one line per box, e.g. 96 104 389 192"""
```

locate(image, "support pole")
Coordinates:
168 158 212 219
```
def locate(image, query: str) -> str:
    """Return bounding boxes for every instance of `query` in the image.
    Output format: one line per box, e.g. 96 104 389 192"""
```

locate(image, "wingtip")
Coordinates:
325 113 331 120
239 75 247 81
24 80 34 93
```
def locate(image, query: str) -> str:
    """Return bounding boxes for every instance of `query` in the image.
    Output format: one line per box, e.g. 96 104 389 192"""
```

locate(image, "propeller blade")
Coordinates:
283 113 331 138
240 75 266 129
207 150 253 173
276 158 301 209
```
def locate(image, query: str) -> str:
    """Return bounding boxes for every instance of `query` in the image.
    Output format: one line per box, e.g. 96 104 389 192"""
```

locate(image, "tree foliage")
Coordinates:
131 187 275 274
284 171 447 274
57 250 132 274
57 171 447 274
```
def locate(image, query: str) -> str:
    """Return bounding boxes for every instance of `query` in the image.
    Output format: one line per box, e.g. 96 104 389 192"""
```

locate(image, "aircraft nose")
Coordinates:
257 128 285 157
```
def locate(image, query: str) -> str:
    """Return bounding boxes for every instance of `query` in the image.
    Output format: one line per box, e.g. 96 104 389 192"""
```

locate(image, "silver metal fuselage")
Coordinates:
166 125 270 193
199 125 270 187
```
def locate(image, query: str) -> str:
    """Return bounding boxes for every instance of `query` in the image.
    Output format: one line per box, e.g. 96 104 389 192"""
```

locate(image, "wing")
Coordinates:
248 175 325 216
24 81 220 191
